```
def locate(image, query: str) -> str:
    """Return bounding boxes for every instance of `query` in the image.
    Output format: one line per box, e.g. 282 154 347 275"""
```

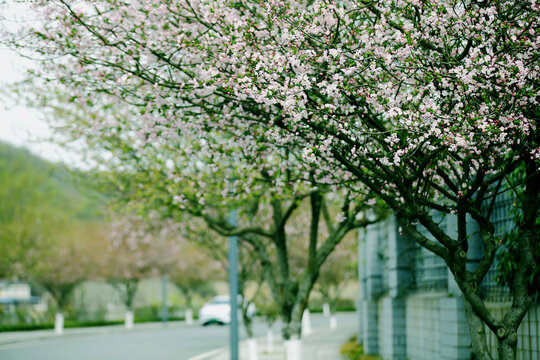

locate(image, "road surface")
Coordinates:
0 313 357 360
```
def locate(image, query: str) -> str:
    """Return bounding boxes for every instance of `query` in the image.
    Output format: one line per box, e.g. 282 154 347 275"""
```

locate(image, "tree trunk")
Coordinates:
498 335 518 360
282 314 302 340
185 292 194 325
496 158 539 360
464 300 493 360
242 305 254 339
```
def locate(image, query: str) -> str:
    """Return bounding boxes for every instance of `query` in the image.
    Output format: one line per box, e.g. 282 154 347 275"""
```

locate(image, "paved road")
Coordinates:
0 313 357 360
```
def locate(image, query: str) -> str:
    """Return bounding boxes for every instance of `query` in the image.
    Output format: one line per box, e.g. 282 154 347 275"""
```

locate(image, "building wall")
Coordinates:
358 214 539 360
405 293 442 360
485 302 540 360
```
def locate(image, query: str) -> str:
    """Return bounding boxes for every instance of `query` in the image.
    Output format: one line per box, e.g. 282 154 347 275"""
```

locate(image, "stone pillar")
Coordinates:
362 299 379 354
439 297 471 360
379 297 407 360
388 216 413 298
365 223 384 299
357 229 366 343
382 216 411 360
359 222 384 355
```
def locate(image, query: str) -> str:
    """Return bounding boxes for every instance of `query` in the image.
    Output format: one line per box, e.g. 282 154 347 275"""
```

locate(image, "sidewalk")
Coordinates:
199 322 353 360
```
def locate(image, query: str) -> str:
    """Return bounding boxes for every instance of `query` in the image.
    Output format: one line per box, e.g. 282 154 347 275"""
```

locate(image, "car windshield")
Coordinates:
209 297 229 305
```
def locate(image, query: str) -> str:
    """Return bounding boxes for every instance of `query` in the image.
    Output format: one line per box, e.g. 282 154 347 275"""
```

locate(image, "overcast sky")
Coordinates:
0 48 82 164
0 3 83 167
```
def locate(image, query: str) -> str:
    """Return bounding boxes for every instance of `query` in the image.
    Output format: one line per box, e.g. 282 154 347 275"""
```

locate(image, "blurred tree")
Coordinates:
101 213 184 328
168 239 224 324
26 221 106 334
316 232 358 329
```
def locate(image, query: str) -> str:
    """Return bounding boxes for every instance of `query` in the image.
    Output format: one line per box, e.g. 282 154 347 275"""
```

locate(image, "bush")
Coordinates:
308 298 356 312
0 320 124 332
340 335 383 360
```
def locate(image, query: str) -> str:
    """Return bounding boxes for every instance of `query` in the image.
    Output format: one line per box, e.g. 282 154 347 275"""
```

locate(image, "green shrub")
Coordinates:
340 335 383 360
308 298 356 312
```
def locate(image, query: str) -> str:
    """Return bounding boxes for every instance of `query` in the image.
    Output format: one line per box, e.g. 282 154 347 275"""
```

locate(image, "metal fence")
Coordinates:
480 191 516 301
411 214 448 291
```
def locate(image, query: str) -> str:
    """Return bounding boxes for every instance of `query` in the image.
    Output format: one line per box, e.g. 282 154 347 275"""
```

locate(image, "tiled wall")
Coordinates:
406 293 442 360
485 303 540 360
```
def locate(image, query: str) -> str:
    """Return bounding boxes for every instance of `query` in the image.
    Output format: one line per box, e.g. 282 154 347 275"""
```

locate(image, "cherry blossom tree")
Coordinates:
102 213 182 328
26 221 105 334
109 142 379 346
315 231 357 330
3 0 538 358
168 238 224 325
23 92 380 348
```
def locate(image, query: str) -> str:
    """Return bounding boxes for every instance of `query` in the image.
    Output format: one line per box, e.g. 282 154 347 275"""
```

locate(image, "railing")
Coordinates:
411 214 448 291
480 191 516 301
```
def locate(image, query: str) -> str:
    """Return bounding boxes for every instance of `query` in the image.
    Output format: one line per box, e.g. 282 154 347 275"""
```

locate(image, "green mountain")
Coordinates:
0 141 106 278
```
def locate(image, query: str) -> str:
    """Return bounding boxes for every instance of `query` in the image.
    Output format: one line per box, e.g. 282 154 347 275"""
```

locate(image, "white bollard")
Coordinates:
322 303 330 317
330 314 338 330
247 338 258 360
301 309 312 337
266 328 274 353
284 338 302 360
54 313 64 335
185 308 193 325
125 310 134 329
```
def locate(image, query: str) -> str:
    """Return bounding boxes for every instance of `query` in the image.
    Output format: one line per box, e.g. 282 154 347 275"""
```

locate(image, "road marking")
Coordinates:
186 346 227 360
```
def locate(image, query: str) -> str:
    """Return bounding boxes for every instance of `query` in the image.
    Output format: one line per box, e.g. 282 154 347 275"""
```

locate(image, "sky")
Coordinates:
0 4 83 167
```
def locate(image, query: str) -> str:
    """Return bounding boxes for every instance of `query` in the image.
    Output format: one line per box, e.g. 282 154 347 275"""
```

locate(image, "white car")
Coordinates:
199 295 231 325
198 295 256 325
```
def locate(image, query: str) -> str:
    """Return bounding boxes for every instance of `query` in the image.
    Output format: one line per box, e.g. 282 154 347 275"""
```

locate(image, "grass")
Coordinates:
340 335 384 360
0 316 186 332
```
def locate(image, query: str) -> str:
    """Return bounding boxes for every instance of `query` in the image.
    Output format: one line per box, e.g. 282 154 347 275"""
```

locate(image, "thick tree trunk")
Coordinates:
242 307 254 339
464 300 493 360
496 158 539 360
498 335 518 360
282 316 302 340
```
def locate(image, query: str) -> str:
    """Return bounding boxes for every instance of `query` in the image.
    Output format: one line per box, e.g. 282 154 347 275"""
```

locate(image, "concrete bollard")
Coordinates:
125 310 134 329
185 308 194 325
284 338 302 360
301 309 312 337
54 313 64 335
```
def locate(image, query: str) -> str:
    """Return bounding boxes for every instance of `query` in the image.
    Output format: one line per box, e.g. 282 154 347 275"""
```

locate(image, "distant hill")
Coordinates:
0 141 106 219
0 141 107 278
